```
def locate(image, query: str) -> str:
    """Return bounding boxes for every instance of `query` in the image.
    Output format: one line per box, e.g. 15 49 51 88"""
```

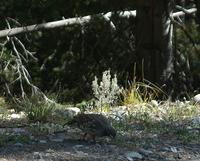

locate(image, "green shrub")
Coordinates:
21 96 55 123
92 70 122 111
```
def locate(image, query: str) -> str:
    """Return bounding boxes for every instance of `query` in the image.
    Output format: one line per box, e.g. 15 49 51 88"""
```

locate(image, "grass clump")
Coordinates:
29 122 63 136
164 103 198 123
0 97 14 114
122 79 164 105
0 134 11 147
20 96 55 123
0 134 30 147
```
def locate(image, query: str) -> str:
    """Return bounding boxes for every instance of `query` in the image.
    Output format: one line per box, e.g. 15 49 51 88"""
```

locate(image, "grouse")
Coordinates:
64 113 116 142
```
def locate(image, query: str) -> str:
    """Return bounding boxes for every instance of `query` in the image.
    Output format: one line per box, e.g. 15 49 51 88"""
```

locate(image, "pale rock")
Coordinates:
192 116 200 125
170 146 178 153
73 144 84 148
49 138 64 142
66 107 81 117
14 142 23 147
110 106 128 120
193 94 200 103
108 145 117 149
125 151 143 161
33 152 43 159
75 151 88 156
162 146 182 153
8 109 15 113
39 140 47 144
139 148 153 156
73 145 85 151
19 111 26 117
54 107 81 119
10 113 21 119
150 100 159 107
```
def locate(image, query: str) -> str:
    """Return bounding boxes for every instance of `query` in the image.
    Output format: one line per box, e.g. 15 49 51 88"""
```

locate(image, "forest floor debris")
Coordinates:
0 101 200 160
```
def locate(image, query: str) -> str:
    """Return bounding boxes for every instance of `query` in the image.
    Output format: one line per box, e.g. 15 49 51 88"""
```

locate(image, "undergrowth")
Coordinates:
20 96 55 123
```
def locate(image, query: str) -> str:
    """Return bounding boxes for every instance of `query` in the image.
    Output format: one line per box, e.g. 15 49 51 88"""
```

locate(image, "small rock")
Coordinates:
186 126 192 130
125 151 143 161
75 151 88 156
118 106 127 110
49 138 64 142
73 145 85 151
108 145 117 149
10 113 21 119
192 116 200 125
67 107 80 113
14 142 23 147
53 107 81 120
19 111 26 117
162 146 181 153
73 144 84 148
148 133 158 139
33 152 43 159
110 106 128 120
170 146 178 153
64 107 81 119
33 152 40 155
39 140 47 144
176 153 183 159
8 109 15 113
139 148 153 156
193 94 200 103
151 100 159 107
161 147 170 152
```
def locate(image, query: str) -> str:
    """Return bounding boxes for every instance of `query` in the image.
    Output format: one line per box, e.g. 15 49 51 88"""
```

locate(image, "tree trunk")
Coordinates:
136 0 174 87
195 0 200 28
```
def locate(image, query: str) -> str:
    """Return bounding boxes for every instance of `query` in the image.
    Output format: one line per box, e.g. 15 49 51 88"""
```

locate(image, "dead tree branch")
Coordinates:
174 6 196 17
0 8 196 38
0 21 54 103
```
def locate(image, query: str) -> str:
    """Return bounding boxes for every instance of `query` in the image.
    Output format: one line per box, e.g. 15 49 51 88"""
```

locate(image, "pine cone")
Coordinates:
65 113 116 142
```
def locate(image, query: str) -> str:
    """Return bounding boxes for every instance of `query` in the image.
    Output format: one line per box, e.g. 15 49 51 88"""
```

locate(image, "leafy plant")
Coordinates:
92 70 122 111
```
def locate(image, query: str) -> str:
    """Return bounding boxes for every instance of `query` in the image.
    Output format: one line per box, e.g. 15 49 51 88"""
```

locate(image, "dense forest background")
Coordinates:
0 0 200 103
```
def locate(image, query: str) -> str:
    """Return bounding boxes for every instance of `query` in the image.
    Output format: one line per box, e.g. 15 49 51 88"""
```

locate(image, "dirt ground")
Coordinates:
0 136 200 161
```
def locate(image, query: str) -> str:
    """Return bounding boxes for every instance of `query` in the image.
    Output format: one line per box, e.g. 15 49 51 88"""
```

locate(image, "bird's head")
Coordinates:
106 126 116 138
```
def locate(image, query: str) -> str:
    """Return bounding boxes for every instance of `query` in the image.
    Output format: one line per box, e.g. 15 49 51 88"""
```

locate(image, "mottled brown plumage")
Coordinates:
65 113 116 142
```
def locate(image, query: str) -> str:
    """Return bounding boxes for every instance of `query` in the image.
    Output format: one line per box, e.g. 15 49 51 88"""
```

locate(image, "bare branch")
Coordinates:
0 8 196 38
175 5 195 17
170 15 198 51
13 37 37 61
173 8 197 17
0 19 54 103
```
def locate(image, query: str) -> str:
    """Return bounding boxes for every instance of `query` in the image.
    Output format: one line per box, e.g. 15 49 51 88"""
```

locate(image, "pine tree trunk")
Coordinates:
195 0 200 27
136 0 174 86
